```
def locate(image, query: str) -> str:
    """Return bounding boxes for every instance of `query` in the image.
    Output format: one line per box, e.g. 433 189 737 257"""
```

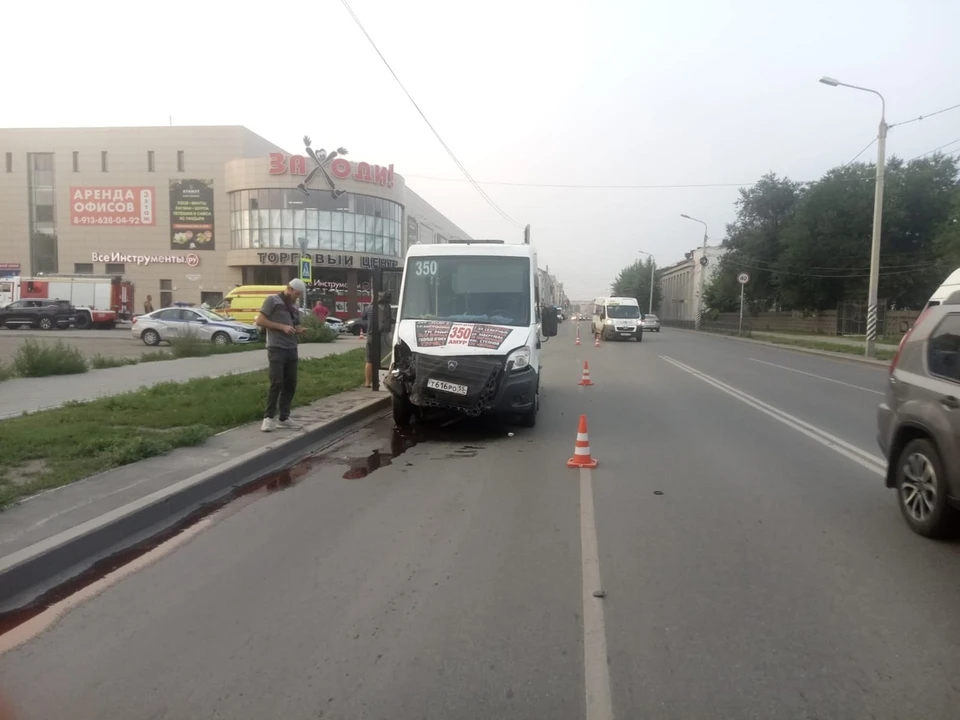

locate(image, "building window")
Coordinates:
101 151 108 172
176 150 185 172
35 206 55 223
72 152 79 172
147 151 155 172
74 263 94 274
4 152 11 173
160 279 173 308
105 263 125 275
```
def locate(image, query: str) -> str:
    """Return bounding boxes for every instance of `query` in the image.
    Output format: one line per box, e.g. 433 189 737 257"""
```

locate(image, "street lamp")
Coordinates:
637 250 656 315
680 213 709 329
820 75 887 358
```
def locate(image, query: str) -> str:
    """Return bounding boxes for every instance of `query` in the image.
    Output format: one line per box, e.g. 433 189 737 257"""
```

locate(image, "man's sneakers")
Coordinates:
261 417 302 432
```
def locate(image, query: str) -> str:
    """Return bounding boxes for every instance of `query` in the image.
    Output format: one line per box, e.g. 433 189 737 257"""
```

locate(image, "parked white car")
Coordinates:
132 307 261 346
325 316 346 334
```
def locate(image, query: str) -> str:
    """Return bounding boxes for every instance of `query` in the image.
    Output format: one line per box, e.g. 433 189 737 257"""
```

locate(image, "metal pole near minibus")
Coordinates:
737 272 749 337
637 250 656 314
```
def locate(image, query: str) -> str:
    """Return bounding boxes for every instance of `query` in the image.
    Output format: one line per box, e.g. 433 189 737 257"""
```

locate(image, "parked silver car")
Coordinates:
641 314 661 332
877 290 960 538
132 307 260 346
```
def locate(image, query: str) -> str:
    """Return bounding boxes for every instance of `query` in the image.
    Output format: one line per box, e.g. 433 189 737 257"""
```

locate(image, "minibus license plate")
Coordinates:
427 379 468 396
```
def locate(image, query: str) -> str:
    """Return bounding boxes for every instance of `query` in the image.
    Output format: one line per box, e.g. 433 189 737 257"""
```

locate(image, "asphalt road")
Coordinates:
3 324 960 719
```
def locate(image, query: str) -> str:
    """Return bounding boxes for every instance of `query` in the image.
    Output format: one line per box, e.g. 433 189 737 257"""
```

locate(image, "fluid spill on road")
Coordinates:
338 415 501 479
0 455 318 647
0 413 507 646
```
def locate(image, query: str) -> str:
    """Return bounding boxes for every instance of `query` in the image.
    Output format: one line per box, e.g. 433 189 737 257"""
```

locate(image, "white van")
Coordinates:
592 296 642 341
926 268 960 308
386 241 558 428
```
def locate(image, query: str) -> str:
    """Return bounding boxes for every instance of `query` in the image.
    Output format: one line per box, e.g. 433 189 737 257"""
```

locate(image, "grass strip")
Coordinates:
753 333 895 362
0 348 364 509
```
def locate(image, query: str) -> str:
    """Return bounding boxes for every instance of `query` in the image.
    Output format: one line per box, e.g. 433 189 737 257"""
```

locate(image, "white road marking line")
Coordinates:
660 356 885 477
580 467 614 720
749 357 884 396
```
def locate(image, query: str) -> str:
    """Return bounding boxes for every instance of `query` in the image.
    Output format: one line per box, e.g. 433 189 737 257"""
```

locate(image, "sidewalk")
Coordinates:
0 337 362 420
0 387 388 605
753 331 898 348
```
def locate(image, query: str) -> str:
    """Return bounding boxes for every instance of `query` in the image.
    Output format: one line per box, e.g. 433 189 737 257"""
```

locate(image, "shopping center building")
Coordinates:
0 126 470 316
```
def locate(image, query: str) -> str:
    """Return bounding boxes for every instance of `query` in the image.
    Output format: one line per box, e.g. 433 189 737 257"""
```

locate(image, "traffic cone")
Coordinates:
575 326 581 346
594 333 600 348
578 360 594 386
359 326 365 340
567 415 598 468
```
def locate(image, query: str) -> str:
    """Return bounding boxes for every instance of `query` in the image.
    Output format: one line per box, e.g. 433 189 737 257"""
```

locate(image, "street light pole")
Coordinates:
680 214 709 329
637 250 656 315
819 76 887 358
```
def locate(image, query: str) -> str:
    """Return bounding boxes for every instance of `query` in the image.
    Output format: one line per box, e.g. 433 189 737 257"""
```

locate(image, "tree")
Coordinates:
611 256 661 314
704 173 804 313
932 185 960 274
776 154 958 311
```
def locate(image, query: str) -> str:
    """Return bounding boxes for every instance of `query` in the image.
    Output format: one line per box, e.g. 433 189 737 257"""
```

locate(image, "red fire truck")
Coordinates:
0 275 134 329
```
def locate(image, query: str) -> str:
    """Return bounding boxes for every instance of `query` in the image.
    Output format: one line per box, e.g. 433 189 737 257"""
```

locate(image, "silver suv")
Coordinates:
878 290 960 538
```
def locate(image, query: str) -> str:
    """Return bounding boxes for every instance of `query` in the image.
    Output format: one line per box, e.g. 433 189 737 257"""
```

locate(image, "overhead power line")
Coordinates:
338 0 522 229
731 260 938 279
907 137 960 162
842 137 877 167
890 101 960 129
403 175 753 189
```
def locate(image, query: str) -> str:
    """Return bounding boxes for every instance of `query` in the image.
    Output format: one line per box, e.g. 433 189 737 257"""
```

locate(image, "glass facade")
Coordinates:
28 152 58 274
229 189 403 257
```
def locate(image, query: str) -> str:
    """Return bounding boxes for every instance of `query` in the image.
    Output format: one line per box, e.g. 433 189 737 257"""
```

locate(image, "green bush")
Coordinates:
0 362 14 382
13 339 89 378
90 354 139 369
300 313 338 343
169 330 215 358
140 350 174 363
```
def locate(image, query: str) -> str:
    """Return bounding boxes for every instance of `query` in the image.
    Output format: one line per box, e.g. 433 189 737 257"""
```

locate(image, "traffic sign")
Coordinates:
299 257 313 282
737 272 750 285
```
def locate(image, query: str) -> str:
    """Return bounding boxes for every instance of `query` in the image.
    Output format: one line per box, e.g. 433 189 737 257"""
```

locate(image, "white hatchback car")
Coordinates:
133 307 261 346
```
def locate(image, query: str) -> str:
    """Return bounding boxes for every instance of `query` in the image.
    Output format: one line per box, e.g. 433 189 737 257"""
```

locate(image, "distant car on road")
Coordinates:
132 307 261 347
0 299 76 330
641 314 661 332
325 317 346 334
877 290 960 538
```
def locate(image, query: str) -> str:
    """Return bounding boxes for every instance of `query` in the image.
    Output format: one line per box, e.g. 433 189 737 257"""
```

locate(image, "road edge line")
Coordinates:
0 395 390 614
580 467 614 720
662 327 890 367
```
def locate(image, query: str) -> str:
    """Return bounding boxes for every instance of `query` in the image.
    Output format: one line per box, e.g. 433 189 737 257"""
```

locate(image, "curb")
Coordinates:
0 395 390 614
664 327 890 367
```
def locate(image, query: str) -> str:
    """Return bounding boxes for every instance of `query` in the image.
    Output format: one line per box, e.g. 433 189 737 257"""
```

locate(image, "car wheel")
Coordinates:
352 325 363 336
516 385 539 428
896 438 957 539
392 393 413 427
74 313 92 330
212 332 232 346
38 316 54 330
141 329 161 346
636 331 643 342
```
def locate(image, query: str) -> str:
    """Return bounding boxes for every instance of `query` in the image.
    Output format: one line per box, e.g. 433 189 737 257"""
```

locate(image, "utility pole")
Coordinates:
819 76 887 358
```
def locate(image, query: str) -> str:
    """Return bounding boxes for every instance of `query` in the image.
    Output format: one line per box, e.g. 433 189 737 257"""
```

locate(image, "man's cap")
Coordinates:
288 278 307 294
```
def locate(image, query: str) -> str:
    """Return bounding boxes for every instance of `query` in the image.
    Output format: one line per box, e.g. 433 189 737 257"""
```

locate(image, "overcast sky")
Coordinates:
3 0 958 299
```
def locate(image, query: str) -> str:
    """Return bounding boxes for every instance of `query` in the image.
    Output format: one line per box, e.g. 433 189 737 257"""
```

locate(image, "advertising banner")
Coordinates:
169 179 215 251
70 187 156 226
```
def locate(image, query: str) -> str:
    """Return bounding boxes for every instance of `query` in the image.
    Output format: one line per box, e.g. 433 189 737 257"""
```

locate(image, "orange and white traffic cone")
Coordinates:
578 360 594 386
575 326 581 346
594 333 600 348
359 326 365 340
567 414 598 468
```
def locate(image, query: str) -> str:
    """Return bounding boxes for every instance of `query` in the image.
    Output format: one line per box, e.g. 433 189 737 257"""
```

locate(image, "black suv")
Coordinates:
0 299 76 330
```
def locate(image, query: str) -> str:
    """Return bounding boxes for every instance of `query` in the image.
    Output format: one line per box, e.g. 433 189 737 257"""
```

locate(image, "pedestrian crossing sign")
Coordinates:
299 257 312 282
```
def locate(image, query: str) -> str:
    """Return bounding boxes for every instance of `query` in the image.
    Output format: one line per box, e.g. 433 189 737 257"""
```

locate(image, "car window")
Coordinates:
928 313 960 383
154 309 184 321
7 301 26 309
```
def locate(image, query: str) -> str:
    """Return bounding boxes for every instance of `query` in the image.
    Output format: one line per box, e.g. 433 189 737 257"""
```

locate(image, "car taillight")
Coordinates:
890 306 933 375
132 317 138 325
